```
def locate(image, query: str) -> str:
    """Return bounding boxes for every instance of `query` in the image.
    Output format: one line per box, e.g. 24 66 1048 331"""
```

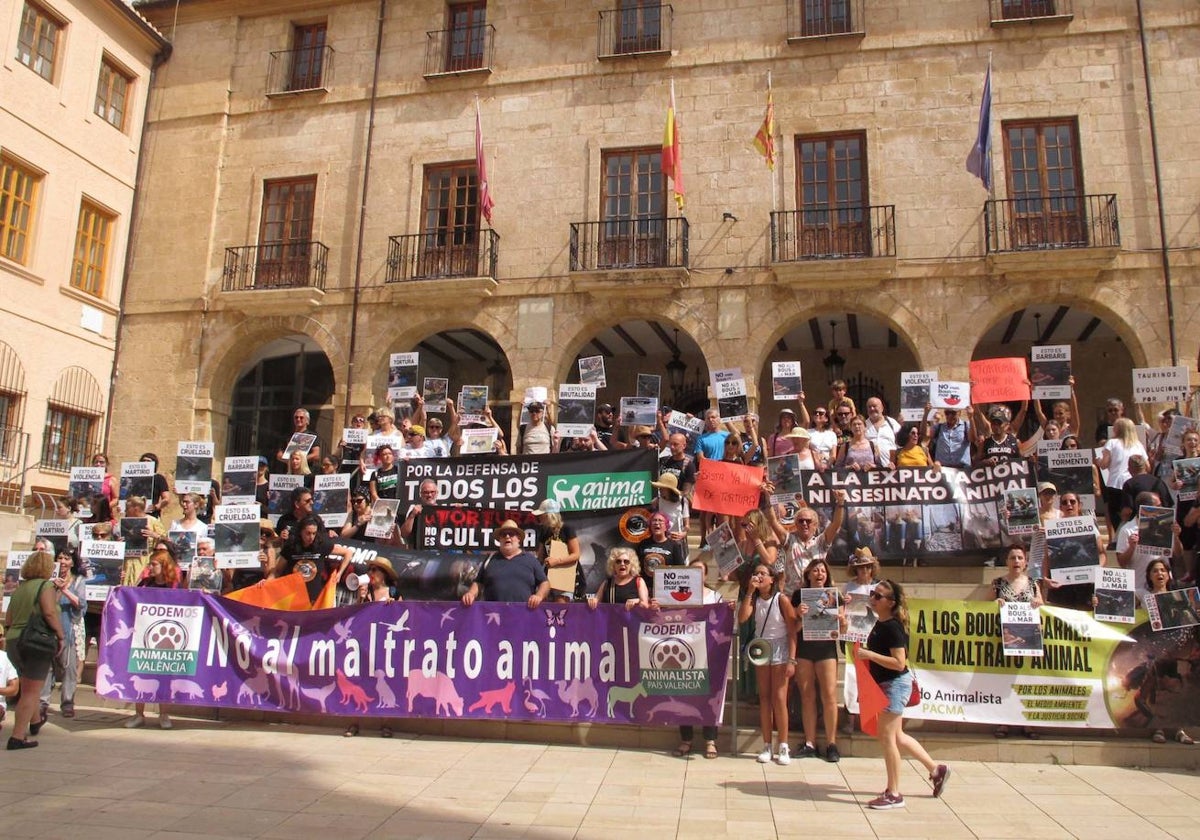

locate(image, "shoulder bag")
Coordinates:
19 581 59 657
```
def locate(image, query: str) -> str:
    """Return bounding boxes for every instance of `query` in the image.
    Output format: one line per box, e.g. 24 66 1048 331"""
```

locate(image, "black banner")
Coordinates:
398 448 657 510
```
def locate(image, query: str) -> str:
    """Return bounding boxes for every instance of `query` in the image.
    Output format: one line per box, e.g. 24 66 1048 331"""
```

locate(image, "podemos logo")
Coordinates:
128 603 204 675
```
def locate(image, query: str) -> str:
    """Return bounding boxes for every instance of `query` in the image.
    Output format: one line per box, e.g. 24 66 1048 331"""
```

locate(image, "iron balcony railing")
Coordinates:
424 24 495 76
771 205 895 261
598 4 673 58
223 242 329 291
385 229 500 283
266 45 334 94
985 194 1119 253
989 0 1072 24
569 217 689 271
787 0 865 40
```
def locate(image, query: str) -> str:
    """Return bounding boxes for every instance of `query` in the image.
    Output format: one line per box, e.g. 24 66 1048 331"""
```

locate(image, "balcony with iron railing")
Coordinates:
984 193 1119 279
989 0 1073 25
569 217 689 292
598 4 673 59
221 242 330 312
266 45 334 95
424 24 495 77
787 0 865 41
770 205 896 287
386 229 499 283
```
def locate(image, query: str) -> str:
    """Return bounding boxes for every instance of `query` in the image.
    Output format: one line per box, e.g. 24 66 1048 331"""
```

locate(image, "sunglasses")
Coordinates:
869 590 892 601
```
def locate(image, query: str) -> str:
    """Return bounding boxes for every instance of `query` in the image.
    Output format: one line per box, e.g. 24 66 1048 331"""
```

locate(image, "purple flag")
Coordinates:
966 61 992 191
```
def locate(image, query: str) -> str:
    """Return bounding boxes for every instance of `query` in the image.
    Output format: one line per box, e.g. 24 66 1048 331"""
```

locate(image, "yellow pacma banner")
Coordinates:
899 599 1198 730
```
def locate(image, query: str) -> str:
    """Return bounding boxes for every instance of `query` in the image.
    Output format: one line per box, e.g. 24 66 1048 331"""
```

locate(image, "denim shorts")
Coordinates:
879 670 914 715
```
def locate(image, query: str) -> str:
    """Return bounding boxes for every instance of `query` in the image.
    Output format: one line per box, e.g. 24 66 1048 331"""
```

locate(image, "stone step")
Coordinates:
67 683 1198 770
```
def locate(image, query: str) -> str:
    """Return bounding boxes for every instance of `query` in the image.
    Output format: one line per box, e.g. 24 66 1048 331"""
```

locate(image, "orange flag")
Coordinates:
853 644 889 736
662 81 684 211
224 574 312 611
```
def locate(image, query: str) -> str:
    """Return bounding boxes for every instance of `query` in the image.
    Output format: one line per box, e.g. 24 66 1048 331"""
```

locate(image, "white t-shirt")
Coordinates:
1116 518 1153 599
0 650 16 710
1103 439 1148 489
866 416 901 461
808 428 838 460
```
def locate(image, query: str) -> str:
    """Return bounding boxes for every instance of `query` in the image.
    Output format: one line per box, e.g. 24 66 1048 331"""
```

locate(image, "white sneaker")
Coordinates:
776 743 792 765
756 745 772 763
158 715 173 730
124 715 145 729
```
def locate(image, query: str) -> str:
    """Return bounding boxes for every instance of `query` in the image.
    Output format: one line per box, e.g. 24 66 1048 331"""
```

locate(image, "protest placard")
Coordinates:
35 519 68 556
459 385 489 423
636 374 660 400
423 377 448 413
120 517 148 554
365 499 400 539
1094 567 1135 623
619 396 658 427
69 466 104 510
460 427 499 454
930 380 970 410
1045 516 1101 584
313 473 350 528
655 566 704 606
766 454 803 508
555 383 594 437
281 433 316 461
82 538 125 601
168 528 197 569
694 459 764 517
213 504 260 568
340 426 366 465
267 474 304 524
999 601 1043 657
3 552 27 613
1030 345 1072 400
1132 366 1190 403
1163 415 1199 459
119 461 154 501
1145 587 1200 632
188 555 221 593
175 441 215 495
578 355 606 387
800 588 840 640
1003 487 1040 536
1174 457 1200 502
388 352 419 400
900 371 936 421
771 361 802 401
968 357 1029 404
706 521 743 577
1138 505 1176 556
222 456 259 505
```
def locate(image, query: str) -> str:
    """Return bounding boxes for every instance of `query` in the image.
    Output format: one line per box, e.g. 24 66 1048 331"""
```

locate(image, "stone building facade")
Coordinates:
0 0 167 520
110 0 1199 468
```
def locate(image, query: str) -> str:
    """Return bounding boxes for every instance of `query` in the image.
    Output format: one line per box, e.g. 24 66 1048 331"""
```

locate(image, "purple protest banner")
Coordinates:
97 588 735 726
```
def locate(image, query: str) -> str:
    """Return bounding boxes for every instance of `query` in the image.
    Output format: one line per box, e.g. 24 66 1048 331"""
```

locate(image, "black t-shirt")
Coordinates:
477 551 547 602
657 454 697 491
866 616 909 684
372 466 400 500
637 537 687 592
281 547 330 602
982 433 1021 462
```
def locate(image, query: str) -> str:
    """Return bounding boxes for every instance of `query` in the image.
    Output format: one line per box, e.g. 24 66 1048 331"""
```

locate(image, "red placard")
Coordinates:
693 459 764 517
969 357 1030 403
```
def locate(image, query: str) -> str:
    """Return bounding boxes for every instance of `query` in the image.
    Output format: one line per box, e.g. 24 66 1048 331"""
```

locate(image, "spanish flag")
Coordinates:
662 81 684 212
753 84 775 170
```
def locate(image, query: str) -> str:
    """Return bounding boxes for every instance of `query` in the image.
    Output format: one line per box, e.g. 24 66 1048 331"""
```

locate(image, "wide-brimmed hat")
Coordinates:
259 519 277 537
494 519 524 538
1037 481 1057 494
784 427 811 441
533 499 560 517
850 547 877 566
366 557 399 584
650 473 681 498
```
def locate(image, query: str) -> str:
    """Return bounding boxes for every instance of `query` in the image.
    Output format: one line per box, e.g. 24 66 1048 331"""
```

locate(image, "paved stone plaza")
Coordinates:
4 704 1200 840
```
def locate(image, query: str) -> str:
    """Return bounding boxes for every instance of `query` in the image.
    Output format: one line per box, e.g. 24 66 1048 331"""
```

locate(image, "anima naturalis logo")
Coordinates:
128 602 205 675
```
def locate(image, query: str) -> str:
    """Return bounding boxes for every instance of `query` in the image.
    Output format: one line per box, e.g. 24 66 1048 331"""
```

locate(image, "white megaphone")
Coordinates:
746 637 772 667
